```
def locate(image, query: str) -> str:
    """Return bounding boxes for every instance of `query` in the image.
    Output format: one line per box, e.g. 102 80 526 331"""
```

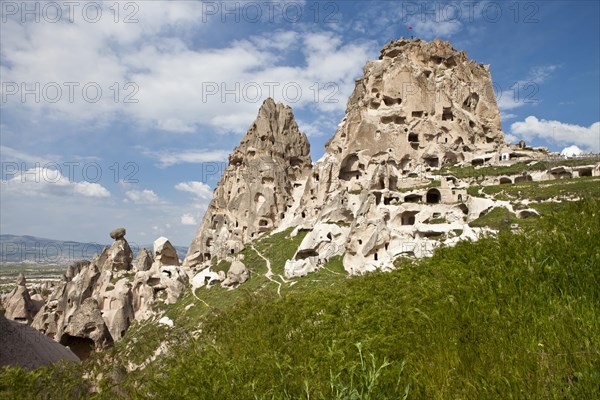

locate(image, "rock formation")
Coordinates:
184 98 312 269
133 247 153 271
273 39 504 274
221 260 249 288
106 228 133 271
3 273 37 323
154 237 179 267
31 229 186 358
0 313 80 370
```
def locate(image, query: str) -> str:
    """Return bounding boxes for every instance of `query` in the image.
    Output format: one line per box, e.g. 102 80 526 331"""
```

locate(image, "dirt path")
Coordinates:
251 245 283 297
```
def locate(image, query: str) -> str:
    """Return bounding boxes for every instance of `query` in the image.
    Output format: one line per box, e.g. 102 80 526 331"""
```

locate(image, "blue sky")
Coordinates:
1 0 599 246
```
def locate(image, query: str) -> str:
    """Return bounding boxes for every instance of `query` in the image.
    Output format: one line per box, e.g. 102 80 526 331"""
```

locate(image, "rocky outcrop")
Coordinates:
60 298 113 360
133 247 153 271
0 314 79 370
184 98 312 269
3 273 37 323
221 261 249 288
154 237 179 267
279 38 505 274
31 229 186 357
106 229 133 271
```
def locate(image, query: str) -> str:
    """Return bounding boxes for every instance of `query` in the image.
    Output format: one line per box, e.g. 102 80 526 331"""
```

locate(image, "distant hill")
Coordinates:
0 234 188 264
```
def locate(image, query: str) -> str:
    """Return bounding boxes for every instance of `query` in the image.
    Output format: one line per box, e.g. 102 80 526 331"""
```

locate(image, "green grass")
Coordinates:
441 157 599 179
3 199 598 399
129 199 600 399
469 207 515 230
476 176 600 201
426 216 448 224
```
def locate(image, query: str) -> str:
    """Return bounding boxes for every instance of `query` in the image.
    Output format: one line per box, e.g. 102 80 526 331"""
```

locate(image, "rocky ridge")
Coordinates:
19 229 187 360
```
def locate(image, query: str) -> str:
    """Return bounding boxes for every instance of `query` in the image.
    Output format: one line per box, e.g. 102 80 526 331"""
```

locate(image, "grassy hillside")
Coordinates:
2 198 598 399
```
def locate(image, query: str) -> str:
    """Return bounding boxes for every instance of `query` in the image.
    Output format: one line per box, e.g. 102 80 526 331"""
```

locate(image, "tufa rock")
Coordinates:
184 98 312 269
221 261 249 288
110 227 127 240
282 38 503 274
133 247 154 271
0 314 79 370
154 237 179 266
60 297 113 360
3 273 37 323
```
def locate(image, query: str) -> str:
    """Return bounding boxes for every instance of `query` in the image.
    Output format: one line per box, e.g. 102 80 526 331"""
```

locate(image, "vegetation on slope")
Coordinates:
441 156 600 179
2 199 598 399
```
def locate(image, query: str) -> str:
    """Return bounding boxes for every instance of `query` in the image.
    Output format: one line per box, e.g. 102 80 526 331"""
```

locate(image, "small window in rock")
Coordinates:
412 111 424 118
442 107 454 121
408 133 419 143
374 253 378 261
358 239 363 245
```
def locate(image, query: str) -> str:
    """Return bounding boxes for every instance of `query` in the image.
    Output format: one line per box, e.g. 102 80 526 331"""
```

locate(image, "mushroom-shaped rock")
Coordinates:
110 227 127 240
221 261 249 288
0 314 79 370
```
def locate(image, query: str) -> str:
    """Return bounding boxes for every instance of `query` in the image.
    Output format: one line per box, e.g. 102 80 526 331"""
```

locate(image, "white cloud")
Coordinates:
125 189 164 204
522 65 559 85
175 181 213 201
497 65 559 112
510 116 600 152
180 213 198 225
406 19 462 39
141 148 230 167
504 133 518 144
0 146 54 164
560 145 584 157
501 112 518 121
1 167 110 198
1 4 375 135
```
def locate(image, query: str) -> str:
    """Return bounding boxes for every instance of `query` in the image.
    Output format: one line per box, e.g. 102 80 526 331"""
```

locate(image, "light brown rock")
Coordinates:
3 273 36 323
184 98 312 269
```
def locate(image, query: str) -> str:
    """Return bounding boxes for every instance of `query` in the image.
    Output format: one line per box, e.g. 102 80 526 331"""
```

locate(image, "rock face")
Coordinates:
133 247 153 271
3 273 37 323
184 98 312 269
154 237 179 267
0 313 79 370
221 261 249 288
280 38 505 275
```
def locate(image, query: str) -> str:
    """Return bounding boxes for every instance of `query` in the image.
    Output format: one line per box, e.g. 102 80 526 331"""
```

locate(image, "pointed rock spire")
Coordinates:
184 98 312 269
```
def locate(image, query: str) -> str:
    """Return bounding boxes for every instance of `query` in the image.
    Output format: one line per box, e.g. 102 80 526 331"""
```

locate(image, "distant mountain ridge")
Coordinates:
0 234 188 264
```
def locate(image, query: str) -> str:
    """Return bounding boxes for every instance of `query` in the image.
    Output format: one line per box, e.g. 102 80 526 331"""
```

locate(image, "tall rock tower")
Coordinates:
185 98 312 269
326 37 503 186
283 38 506 275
